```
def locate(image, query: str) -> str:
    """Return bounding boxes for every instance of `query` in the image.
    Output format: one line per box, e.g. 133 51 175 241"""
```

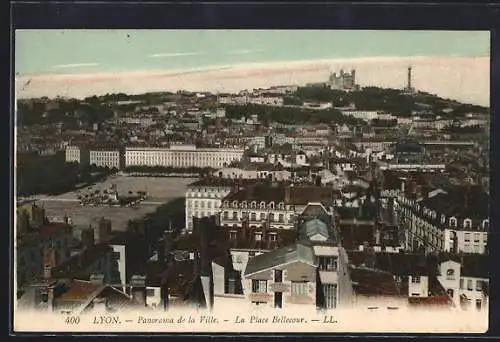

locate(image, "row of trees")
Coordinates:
123 165 215 175
17 99 114 127
224 104 366 126
16 152 116 196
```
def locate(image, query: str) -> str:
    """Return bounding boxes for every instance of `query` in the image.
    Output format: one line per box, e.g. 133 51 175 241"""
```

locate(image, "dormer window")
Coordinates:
446 269 455 280
483 220 489 230
260 202 266 209
441 215 446 224
449 217 457 227
224 201 229 208
278 202 284 210
232 200 238 208
269 202 275 209
242 201 247 209
251 201 257 209
464 219 472 229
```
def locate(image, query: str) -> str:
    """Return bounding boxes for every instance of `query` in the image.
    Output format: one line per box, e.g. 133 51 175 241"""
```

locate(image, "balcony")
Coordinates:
269 282 290 293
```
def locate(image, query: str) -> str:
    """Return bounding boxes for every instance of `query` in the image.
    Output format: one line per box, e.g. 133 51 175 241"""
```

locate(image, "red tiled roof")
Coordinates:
408 296 453 306
57 280 101 301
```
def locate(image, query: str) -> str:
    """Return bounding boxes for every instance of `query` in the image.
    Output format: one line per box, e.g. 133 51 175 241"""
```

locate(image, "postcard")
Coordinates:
13 29 490 334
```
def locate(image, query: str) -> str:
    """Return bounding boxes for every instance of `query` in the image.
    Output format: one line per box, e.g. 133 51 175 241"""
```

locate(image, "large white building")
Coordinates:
65 145 89 164
125 145 244 169
89 148 122 169
184 178 238 233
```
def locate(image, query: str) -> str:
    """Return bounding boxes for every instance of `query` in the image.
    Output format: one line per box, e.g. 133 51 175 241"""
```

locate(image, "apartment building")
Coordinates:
65 145 90 164
184 178 238 233
89 147 122 169
394 185 489 254
125 144 244 169
243 216 352 309
219 183 296 230
437 254 488 311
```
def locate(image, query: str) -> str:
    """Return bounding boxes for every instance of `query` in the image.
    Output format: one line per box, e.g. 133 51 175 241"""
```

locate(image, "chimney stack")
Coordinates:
98 217 112 243
43 248 57 279
130 275 147 307
284 186 291 203
81 227 95 249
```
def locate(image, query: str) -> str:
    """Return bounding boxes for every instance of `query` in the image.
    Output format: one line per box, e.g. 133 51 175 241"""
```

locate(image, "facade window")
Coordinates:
459 278 464 289
229 231 237 240
260 213 266 221
260 202 265 209
476 299 482 310
464 233 471 242
474 233 480 242
232 212 238 220
446 269 455 280
318 256 338 271
464 219 472 229
323 284 337 309
274 269 283 283
467 279 473 291
291 281 309 295
269 233 277 241
476 280 484 292
450 217 457 227
278 214 284 223
255 233 262 241
269 213 275 222
446 289 454 298
411 276 421 284
223 211 229 220
251 213 257 221
251 279 267 293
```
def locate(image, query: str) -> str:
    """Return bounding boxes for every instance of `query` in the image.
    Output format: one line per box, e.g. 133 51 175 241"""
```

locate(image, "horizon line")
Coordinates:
15 53 489 79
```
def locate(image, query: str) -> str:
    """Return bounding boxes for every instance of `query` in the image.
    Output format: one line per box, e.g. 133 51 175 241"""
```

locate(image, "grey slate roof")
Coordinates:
298 218 330 240
244 242 316 277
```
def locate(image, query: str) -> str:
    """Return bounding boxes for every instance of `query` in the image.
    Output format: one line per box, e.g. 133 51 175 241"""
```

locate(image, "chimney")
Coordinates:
98 217 112 243
81 227 95 249
130 275 147 307
43 248 57 279
199 218 212 277
32 204 46 228
17 209 30 236
400 178 406 193
157 238 166 264
284 186 291 203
